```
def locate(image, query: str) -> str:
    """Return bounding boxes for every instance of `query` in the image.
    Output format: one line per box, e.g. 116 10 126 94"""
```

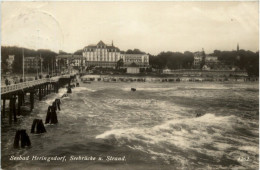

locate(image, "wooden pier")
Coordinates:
1 74 76 124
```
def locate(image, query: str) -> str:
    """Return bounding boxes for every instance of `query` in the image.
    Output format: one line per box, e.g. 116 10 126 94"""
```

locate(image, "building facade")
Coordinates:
83 41 149 68
24 56 42 70
56 55 85 73
193 51 204 68
6 55 15 71
122 54 149 67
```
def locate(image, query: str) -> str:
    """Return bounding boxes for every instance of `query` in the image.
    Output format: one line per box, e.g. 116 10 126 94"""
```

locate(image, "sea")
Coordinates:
1 81 259 170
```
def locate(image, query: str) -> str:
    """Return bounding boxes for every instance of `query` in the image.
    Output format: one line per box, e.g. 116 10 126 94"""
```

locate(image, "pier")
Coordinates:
1 74 76 124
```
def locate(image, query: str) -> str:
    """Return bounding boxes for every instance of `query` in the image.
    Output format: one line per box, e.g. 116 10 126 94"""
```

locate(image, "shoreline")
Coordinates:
80 74 258 83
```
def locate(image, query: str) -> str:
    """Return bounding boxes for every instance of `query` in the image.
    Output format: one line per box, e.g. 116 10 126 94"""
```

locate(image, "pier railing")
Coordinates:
1 74 73 95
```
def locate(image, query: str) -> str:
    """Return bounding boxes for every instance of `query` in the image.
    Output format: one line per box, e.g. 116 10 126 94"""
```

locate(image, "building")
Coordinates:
205 55 219 69
127 67 140 74
83 41 121 68
83 40 149 68
193 51 204 68
24 56 43 71
121 53 149 67
6 55 15 71
56 54 85 73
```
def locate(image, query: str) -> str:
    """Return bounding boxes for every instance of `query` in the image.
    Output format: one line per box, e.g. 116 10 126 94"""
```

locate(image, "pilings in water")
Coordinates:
45 105 58 124
2 99 6 117
17 93 23 116
13 130 31 148
31 119 46 133
67 87 72 93
9 97 13 124
30 91 34 111
39 85 42 101
8 96 17 124
1 75 74 125
55 99 61 111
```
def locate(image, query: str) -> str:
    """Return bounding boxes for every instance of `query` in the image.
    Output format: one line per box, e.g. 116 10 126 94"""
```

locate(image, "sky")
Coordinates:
1 1 259 55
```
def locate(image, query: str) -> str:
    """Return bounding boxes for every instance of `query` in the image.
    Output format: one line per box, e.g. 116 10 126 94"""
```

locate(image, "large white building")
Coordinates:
83 41 149 68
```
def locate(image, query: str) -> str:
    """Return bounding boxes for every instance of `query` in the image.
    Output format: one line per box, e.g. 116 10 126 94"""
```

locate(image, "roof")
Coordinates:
129 62 139 67
84 40 120 51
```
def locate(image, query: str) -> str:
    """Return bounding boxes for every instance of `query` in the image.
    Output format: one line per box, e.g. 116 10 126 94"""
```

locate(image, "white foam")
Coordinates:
239 146 258 154
95 113 243 160
72 87 96 92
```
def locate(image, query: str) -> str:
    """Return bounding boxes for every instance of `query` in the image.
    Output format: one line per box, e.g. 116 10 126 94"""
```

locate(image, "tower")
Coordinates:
236 43 240 61
112 40 114 47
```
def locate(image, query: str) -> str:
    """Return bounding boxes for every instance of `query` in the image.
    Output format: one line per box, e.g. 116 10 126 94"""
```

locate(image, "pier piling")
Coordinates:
12 96 17 122
30 92 34 111
9 98 13 124
31 119 47 133
13 129 31 148
2 99 6 117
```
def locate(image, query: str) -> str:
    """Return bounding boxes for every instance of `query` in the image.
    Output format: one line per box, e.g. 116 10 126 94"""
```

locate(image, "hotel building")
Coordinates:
83 41 149 68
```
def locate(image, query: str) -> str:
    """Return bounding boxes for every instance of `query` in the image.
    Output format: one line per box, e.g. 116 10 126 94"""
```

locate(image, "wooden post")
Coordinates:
22 92 25 106
47 84 49 94
30 92 34 111
9 98 13 124
42 84 45 97
2 99 6 117
56 83 59 93
13 96 17 122
18 94 22 116
44 84 47 96
44 84 46 95
39 86 42 101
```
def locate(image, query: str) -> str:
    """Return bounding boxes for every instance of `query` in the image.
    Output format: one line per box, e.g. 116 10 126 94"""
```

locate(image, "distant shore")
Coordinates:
80 74 258 83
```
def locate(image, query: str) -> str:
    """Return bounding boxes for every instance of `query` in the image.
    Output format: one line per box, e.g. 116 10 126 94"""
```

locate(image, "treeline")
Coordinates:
211 50 259 76
149 51 194 70
1 46 57 73
148 50 259 76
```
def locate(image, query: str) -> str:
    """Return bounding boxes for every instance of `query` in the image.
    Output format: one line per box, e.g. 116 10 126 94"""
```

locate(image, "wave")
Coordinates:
95 113 257 164
72 87 96 92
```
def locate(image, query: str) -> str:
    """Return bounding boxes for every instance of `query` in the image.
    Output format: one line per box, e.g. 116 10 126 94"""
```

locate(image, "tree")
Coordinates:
1 46 57 74
126 49 146 54
116 58 124 69
74 49 83 55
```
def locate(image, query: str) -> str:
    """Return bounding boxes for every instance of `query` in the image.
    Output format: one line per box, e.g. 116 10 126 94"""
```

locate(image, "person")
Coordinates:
5 78 8 86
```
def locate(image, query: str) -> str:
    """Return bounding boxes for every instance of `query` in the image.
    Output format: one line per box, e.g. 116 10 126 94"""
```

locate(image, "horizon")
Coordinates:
1 1 259 55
